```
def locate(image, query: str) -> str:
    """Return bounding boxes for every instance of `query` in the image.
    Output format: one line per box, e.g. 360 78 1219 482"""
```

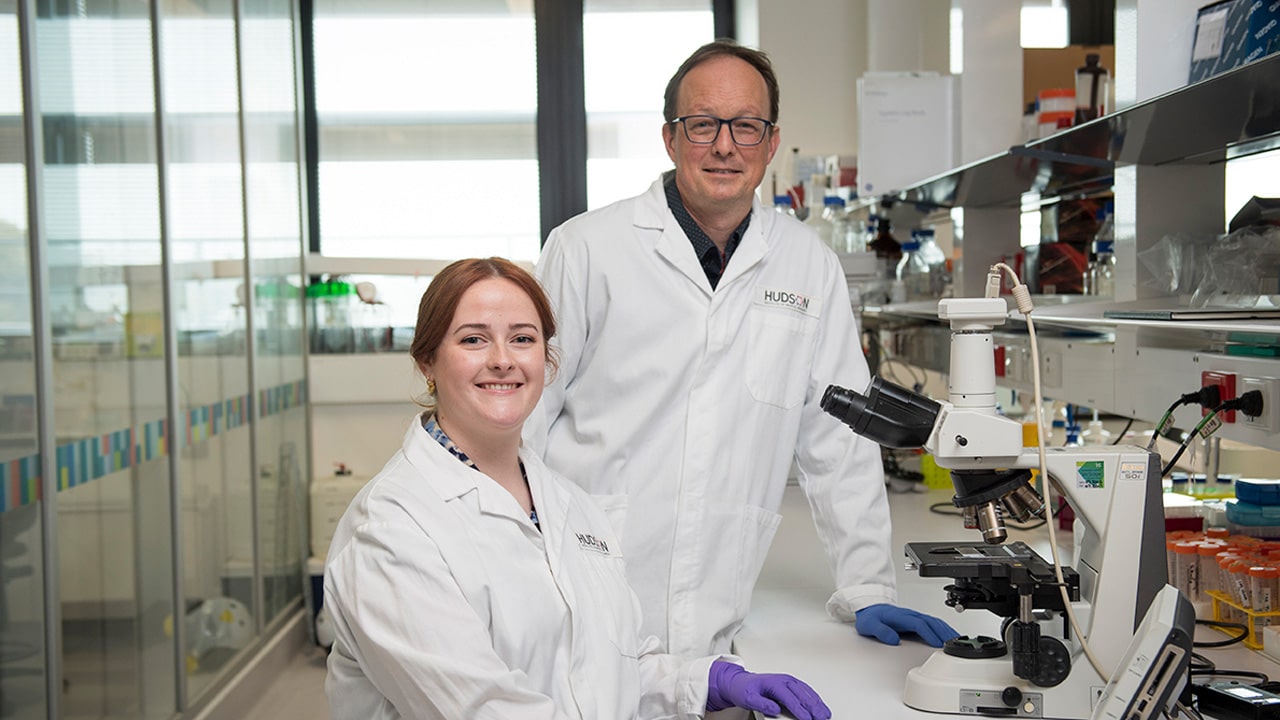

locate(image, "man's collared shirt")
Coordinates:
663 171 751 289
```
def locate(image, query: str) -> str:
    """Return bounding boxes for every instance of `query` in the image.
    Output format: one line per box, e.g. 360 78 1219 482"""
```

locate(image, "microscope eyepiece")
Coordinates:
821 377 942 449
821 385 872 434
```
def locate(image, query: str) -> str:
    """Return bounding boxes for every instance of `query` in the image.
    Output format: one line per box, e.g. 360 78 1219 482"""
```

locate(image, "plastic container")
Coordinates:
1228 559 1254 608
1037 88 1075 114
1165 536 1182 583
1037 110 1074 139
1218 554 1245 621
1250 566 1280 625
1081 409 1112 445
1173 542 1201 600
1236 479 1280 506
1227 500 1280 526
1199 542 1226 596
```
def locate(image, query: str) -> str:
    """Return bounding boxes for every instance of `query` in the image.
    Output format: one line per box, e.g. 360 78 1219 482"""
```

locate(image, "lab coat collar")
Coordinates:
400 414 548 529
637 175 771 294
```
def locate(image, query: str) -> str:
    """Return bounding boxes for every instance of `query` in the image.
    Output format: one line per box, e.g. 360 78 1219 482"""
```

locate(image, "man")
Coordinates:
525 40 956 659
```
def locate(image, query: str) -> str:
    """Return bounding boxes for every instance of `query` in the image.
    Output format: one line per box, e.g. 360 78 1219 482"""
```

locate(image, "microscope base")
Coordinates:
903 650 1105 719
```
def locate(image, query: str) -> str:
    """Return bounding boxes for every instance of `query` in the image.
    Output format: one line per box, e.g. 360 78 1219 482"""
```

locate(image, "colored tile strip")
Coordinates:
0 379 306 513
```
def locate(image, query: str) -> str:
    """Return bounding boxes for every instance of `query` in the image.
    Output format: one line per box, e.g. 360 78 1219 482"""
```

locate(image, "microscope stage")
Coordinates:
906 541 1059 578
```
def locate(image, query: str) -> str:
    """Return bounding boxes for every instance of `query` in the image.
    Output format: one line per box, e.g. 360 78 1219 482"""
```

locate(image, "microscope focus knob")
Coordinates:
1029 636 1072 688
1000 687 1022 707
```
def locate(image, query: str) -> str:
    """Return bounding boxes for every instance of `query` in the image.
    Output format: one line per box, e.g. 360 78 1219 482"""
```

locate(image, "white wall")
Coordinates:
955 0 1023 164
745 0 1024 191
748 0 868 191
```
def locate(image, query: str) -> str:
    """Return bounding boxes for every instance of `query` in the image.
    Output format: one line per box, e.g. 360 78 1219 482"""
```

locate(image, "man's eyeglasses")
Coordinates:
670 115 774 146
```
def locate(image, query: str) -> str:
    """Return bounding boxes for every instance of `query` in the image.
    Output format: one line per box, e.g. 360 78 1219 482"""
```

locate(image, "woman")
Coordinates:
324 257 830 720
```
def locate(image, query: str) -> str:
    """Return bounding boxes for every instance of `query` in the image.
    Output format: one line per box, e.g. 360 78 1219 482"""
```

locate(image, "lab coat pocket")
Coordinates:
746 311 817 409
735 505 783 617
589 493 629 541
580 552 641 659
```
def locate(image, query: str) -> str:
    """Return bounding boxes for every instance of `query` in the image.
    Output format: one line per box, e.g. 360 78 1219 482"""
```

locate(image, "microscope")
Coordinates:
823 294 1194 719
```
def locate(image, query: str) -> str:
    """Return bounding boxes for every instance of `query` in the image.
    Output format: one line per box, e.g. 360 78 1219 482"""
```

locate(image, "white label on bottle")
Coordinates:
1237 575 1253 608
1193 8 1229 61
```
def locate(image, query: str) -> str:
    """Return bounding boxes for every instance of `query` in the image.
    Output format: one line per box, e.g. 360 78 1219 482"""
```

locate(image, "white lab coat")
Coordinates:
526 176 897 658
324 416 719 720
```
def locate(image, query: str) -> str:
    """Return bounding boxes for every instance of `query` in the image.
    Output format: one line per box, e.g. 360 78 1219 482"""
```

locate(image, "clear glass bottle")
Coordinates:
806 194 835 247
1092 240 1115 298
821 196 848 253
321 280 355 353
895 239 922 302
912 229 949 298
773 194 796 217
1084 204 1115 297
842 208 867 254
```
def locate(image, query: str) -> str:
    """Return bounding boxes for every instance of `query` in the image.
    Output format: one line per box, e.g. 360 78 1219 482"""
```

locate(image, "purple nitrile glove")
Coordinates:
855 603 960 647
706 660 832 720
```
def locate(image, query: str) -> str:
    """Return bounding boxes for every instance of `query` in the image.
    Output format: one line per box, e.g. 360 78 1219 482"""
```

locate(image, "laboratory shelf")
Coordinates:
304 254 535 278
868 295 1280 338
1011 298 1280 337
891 52 1280 209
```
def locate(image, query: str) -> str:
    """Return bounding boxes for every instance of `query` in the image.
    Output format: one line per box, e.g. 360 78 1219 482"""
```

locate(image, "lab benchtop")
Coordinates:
733 484 1279 718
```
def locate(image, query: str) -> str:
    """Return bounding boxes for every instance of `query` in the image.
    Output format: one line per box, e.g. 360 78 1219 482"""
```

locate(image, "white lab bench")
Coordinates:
733 484 1280 718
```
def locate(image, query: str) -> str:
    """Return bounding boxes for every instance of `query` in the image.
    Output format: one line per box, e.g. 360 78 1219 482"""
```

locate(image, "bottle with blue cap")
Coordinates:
864 214 880 254
805 193 839 250
1084 202 1116 297
773 194 796 218
896 228 949 301
820 195 850 253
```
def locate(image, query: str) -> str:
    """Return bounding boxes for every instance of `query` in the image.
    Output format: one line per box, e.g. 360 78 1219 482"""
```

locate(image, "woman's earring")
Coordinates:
426 377 436 395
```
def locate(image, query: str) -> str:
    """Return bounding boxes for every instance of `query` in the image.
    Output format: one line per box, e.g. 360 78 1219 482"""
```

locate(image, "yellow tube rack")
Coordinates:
1207 589 1280 649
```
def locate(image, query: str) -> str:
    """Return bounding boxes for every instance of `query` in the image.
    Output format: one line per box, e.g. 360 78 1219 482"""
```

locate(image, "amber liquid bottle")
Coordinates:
869 217 902 261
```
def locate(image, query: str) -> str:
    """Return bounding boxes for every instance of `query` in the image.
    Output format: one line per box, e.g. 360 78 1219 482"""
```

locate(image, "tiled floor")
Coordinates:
243 644 330 720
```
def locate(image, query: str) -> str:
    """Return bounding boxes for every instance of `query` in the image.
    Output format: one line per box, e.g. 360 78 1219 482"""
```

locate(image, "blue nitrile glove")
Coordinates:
855 603 960 647
706 660 832 720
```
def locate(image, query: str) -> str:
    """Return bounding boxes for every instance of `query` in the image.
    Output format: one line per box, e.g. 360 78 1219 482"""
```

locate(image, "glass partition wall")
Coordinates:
3 0 309 717
1 2 46 717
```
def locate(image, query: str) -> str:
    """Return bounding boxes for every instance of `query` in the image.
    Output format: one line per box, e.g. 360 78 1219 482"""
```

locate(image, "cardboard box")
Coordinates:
1189 0 1280 83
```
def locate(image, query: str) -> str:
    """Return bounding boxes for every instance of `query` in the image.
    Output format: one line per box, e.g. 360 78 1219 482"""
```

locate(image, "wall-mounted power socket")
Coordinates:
1203 370 1238 423
1240 376 1278 432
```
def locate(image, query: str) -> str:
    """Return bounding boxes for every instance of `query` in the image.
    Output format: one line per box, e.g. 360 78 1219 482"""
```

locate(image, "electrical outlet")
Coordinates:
1041 351 1062 389
1202 370 1237 423
1240 376 1278 432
